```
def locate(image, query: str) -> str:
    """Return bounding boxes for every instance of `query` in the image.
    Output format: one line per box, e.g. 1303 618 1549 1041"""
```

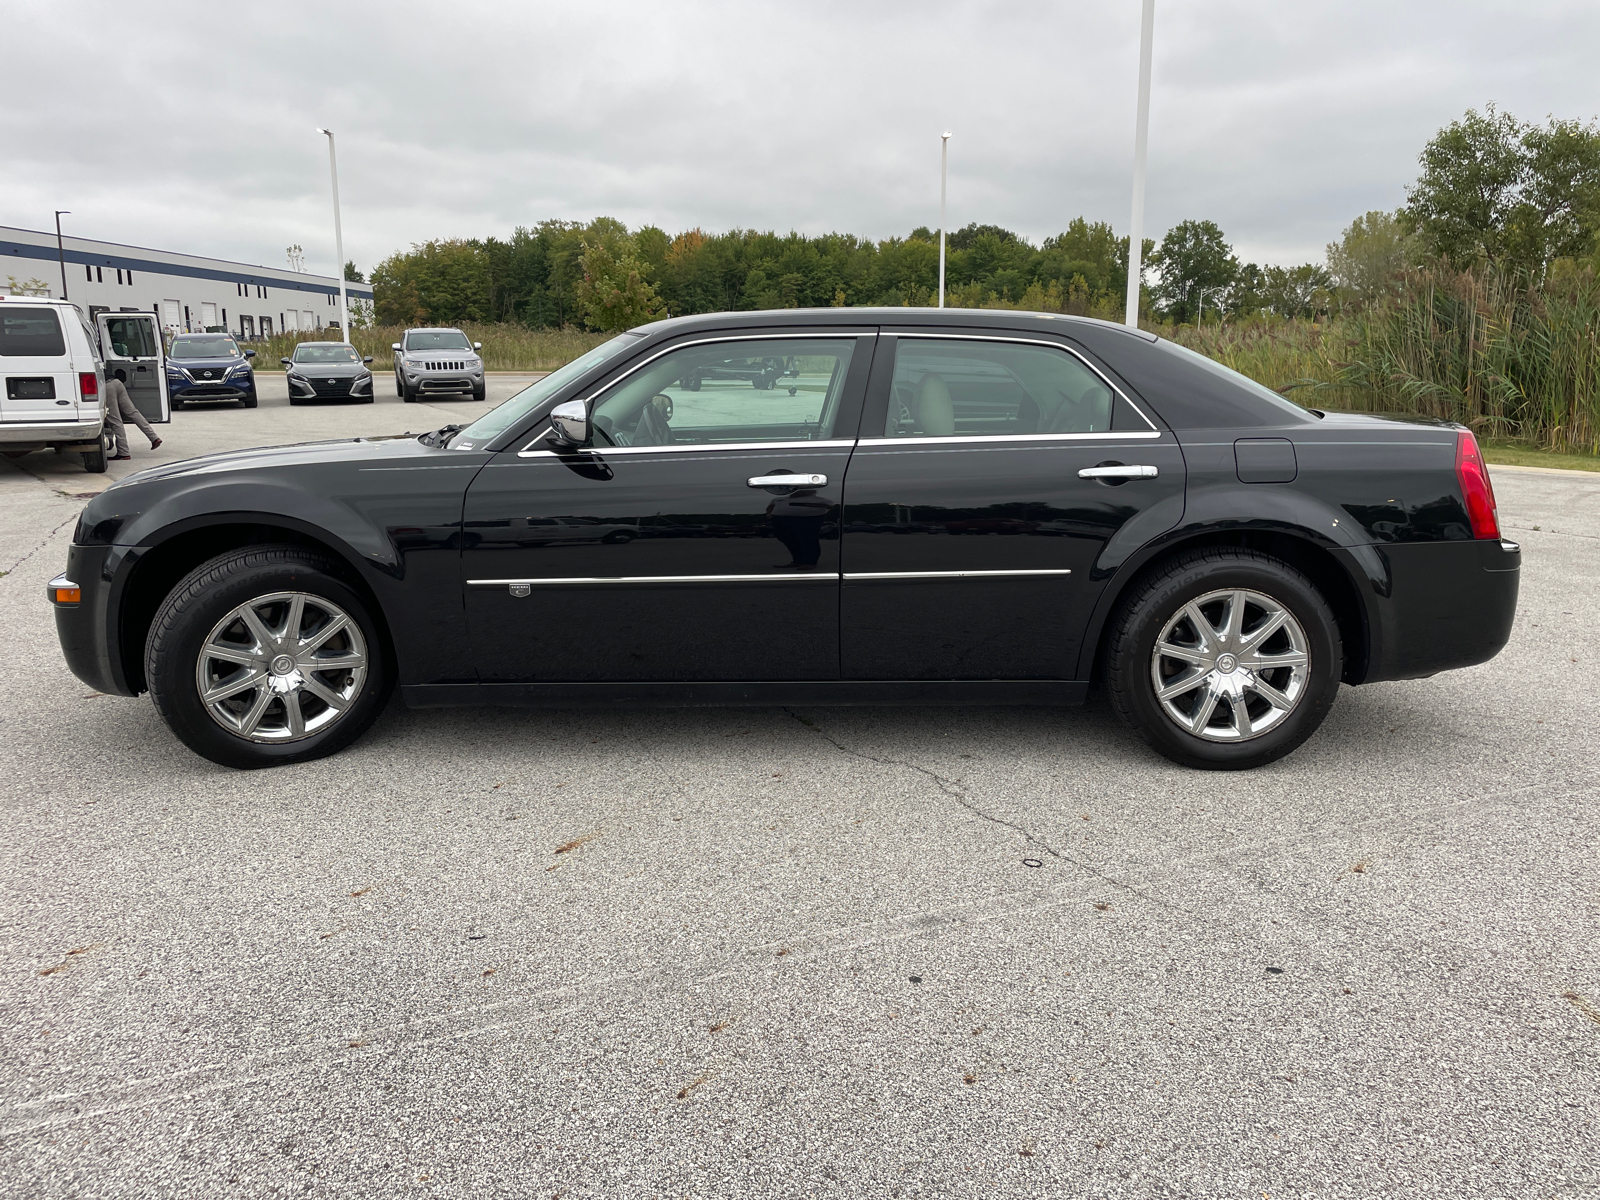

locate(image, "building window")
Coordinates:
97 266 104 283
126 271 133 285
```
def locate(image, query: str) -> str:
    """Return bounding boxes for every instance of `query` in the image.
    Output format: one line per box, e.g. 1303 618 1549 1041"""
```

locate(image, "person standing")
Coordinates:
104 373 162 461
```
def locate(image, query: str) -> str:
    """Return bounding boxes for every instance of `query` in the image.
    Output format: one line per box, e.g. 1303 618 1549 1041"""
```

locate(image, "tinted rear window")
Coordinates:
1067 325 1316 430
1 307 66 357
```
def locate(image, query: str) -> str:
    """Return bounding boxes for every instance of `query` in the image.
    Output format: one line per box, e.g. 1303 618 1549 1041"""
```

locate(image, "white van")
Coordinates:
0 298 168 473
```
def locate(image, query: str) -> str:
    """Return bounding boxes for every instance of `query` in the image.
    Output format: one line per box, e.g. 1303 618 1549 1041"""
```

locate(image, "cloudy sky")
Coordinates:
4 0 1596 278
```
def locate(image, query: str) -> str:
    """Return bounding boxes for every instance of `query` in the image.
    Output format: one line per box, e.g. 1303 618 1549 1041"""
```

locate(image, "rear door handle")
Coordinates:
1078 465 1158 479
748 473 826 488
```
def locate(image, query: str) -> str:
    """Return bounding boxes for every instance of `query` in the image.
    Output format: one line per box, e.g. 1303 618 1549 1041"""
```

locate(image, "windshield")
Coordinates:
450 333 643 446
292 344 362 364
170 334 240 358
406 330 472 352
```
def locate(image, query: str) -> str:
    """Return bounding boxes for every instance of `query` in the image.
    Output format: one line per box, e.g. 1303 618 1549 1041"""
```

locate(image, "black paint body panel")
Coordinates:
52 309 1520 708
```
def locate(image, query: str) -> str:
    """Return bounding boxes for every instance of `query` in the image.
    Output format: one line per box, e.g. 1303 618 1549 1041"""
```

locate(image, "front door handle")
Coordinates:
1078 465 1158 479
748 473 826 488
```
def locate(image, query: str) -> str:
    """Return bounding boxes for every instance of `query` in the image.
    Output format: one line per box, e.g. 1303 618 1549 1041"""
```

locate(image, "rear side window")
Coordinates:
1 307 66 357
882 338 1147 437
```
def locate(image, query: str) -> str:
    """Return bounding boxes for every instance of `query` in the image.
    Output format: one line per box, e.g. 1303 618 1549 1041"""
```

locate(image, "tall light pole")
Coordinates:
54 210 71 302
1124 0 1155 328
938 132 951 308
316 128 350 339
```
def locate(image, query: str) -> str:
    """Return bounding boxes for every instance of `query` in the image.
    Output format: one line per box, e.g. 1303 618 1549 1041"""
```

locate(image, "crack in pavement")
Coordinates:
782 707 1186 913
0 513 78 580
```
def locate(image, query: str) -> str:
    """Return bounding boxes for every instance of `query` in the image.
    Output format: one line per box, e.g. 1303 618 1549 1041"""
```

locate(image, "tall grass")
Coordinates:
1165 265 1600 454
247 323 610 373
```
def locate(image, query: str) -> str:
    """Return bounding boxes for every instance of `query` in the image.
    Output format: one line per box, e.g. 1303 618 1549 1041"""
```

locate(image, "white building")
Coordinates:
2 225 375 339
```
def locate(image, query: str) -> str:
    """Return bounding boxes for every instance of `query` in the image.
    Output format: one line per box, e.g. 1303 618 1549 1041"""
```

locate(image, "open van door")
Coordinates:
96 312 169 424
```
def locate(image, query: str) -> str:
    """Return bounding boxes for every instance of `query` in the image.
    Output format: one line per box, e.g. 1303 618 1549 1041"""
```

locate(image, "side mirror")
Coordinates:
391 343 402 352
280 357 293 366
548 398 589 447
363 356 373 364
473 342 482 351
244 349 256 358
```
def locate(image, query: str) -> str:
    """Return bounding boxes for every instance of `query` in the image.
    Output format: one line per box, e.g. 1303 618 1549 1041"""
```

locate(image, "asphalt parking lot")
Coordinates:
1 384 1597 1198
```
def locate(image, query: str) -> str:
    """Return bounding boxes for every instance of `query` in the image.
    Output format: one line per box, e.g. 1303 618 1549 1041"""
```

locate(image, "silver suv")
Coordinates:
392 328 485 402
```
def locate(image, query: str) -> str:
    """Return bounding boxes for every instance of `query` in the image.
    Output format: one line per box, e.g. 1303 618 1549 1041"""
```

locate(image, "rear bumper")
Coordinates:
51 543 136 696
0 419 102 447
1359 537 1520 683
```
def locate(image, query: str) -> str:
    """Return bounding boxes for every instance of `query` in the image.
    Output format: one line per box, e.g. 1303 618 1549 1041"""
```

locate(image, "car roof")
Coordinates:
405 327 466 334
629 307 1160 343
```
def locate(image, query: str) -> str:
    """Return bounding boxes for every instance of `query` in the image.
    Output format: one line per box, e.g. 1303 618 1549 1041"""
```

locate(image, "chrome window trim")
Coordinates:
467 573 838 587
516 331 872 456
517 437 857 460
843 569 1072 580
869 331 1160 437
858 431 1161 447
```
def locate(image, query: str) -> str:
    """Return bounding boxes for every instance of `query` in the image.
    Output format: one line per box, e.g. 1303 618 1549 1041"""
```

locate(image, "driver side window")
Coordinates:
590 338 857 447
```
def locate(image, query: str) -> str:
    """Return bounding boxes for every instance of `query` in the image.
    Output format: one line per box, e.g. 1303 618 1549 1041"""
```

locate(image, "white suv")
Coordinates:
0 297 111 472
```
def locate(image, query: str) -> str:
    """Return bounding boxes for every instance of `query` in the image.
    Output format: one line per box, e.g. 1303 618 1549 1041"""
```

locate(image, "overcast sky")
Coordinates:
4 0 1597 279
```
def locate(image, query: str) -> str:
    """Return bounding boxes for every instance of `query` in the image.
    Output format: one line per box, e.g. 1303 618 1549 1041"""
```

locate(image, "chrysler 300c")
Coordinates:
50 310 1519 770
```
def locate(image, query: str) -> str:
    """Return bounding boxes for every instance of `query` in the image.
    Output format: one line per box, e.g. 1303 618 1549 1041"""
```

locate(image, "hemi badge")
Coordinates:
509 583 531 598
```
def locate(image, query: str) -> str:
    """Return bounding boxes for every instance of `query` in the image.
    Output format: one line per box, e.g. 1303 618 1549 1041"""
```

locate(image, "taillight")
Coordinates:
1455 429 1500 540
79 372 99 400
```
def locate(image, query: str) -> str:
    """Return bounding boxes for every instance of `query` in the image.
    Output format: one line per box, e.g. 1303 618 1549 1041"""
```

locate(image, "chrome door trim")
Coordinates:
843 569 1072 580
467 573 840 587
872 331 1161 434
516 331 874 455
517 438 857 460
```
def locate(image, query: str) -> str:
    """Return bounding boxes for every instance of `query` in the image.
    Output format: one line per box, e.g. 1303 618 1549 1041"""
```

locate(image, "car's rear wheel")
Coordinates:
145 546 392 769
81 446 107 473
1105 548 1341 770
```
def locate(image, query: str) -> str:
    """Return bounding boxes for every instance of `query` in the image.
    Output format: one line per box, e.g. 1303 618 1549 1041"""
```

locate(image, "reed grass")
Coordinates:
248 324 610 373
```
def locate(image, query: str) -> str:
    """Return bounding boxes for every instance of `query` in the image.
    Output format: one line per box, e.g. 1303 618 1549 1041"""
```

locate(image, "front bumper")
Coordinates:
50 543 134 696
288 374 374 400
171 379 251 401
401 362 483 393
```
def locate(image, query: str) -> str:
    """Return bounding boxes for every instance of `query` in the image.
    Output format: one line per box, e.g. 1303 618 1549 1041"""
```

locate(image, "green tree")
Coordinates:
576 241 665 331
1150 220 1238 323
1403 106 1600 272
1327 210 1417 302
1257 263 1332 319
343 261 364 283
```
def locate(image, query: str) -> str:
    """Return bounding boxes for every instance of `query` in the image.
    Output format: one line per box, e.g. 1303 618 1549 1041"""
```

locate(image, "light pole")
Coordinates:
1123 0 1155 328
316 128 350 339
54 210 71 302
938 132 951 308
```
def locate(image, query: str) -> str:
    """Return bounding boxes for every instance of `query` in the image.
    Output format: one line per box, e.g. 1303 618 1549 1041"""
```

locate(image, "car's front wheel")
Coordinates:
1105 548 1341 770
145 546 392 768
241 386 258 409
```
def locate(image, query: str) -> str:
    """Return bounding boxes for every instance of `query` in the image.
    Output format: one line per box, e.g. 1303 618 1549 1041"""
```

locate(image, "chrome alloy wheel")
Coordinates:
1149 588 1310 742
194 591 368 743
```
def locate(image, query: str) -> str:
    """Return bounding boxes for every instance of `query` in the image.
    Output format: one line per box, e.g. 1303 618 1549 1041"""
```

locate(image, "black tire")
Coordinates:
145 546 393 769
241 387 258 409
81 447 107 473
472 383 486 402
397 373 411 401
289 396 303 406
171 398 185 411
1104 548 1341 770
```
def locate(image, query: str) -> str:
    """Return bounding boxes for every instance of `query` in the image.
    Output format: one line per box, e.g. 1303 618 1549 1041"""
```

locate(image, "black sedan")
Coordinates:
50 309 1519 770
282 342 375 404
